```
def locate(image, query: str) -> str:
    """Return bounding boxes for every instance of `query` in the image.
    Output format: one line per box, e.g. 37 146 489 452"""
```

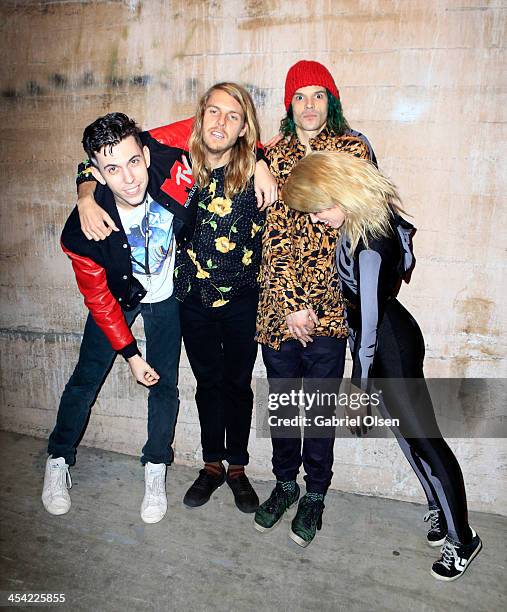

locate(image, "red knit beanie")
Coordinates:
284 60 340 110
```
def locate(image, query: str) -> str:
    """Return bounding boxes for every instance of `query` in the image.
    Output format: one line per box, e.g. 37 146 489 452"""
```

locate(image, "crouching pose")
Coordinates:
43 113 195 523
282 151 482 581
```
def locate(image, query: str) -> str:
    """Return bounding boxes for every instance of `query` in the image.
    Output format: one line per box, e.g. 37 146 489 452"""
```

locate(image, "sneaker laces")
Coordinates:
145 470 165 502
424 508 440 532
300 497 324 529
194 469 223 491
265 484 288 513
232 474 252 494
438 538 459 571
49 463 71 494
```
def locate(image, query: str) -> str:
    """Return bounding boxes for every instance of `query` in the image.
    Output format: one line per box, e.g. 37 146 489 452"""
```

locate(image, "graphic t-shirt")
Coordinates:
117 194 175 303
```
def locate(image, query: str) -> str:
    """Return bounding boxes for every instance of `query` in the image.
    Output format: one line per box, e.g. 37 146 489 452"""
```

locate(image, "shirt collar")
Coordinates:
309 126 332 146
287 126 332 155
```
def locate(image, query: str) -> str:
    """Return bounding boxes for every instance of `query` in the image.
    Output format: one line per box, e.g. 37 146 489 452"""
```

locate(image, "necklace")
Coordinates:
129 194 151 277
144 195 150 277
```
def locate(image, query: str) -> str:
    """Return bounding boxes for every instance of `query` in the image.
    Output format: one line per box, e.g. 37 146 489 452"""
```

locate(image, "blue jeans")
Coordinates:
48 295 181 466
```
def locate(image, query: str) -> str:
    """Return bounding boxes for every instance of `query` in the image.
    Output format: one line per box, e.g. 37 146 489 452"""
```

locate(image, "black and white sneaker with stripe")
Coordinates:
423 507 446 547
430 528 482 581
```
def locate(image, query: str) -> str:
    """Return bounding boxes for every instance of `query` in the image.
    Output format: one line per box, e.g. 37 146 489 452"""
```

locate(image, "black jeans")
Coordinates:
48 295 181 466
180 289 259 466
261 336 346 494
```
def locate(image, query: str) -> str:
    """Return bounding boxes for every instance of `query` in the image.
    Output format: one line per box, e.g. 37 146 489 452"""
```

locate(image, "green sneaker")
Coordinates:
254 482 300 532
289 494 325 547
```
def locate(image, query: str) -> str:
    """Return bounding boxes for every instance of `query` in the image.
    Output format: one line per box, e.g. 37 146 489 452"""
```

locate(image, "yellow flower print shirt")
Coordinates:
174 166 265 307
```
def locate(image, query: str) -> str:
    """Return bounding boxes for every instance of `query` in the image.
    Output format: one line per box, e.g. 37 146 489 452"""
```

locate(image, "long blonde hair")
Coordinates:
189 82 260 198
282 151 404 253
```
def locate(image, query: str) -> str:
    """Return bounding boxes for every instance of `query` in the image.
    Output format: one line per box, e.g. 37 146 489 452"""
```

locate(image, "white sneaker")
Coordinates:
42 457 72 515
140 462 167 524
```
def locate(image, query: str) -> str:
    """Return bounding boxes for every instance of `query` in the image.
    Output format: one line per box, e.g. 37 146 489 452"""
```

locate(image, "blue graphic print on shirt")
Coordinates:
126 200 174 275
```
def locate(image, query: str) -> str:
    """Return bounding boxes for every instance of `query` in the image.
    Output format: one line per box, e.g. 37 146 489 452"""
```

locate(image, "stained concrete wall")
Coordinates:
0 1 505 514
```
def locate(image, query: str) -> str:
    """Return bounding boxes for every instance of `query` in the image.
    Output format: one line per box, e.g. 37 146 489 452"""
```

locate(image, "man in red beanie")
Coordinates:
255 59 376 546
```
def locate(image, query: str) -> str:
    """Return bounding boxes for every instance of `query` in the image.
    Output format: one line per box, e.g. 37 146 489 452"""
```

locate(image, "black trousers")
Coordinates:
261 336 346 494
180 289 259 466
369 298 471 544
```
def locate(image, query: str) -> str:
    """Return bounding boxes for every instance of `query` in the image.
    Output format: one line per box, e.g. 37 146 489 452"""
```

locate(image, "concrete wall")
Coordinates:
1 1 505 514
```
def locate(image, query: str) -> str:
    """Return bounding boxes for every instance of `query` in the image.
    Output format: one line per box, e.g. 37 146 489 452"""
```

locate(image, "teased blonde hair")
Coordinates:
282 151 404 253
189 82 260 198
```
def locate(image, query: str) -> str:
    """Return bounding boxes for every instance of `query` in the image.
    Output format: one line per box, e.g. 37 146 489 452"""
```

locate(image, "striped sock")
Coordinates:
204 462 224 477
306 492 324 502
227 466 245 480
278 480 296 493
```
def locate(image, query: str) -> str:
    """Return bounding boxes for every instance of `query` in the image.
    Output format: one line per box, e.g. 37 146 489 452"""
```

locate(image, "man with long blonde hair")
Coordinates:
188 82 260 200
176 82 264 513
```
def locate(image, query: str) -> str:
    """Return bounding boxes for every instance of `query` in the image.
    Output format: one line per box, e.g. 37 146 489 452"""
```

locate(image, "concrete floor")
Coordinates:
0 431 505 612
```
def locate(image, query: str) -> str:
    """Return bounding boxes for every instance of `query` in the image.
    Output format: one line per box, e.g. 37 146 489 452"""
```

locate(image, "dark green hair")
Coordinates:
280 90 350 137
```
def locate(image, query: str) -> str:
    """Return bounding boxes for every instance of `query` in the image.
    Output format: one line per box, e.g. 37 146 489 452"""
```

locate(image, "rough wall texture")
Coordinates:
1 0 505 514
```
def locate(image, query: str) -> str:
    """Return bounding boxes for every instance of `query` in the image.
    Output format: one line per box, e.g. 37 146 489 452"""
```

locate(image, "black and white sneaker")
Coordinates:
430 528 482 581
424 507 446 547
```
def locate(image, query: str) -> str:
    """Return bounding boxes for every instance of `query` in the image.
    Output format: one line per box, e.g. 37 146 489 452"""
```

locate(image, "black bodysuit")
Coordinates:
337 213 471 544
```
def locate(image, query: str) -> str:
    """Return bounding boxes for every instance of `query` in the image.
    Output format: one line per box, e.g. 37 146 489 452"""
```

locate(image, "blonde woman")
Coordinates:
282 151 482 581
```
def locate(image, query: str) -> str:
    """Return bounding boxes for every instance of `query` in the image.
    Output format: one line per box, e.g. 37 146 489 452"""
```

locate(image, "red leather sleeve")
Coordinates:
61 243 137 355
149 117 194 149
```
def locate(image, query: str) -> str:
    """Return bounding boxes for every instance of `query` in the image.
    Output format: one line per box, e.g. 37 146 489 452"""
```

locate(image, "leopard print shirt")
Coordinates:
255 127 370 350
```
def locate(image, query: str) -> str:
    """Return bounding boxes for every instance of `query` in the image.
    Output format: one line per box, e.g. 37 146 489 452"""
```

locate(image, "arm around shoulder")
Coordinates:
77 181 119 242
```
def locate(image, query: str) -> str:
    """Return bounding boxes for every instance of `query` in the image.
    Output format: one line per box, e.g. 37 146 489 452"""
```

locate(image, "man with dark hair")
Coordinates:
82 113 141 159
42 112 196 524
277 60 376 163
255 60 376 546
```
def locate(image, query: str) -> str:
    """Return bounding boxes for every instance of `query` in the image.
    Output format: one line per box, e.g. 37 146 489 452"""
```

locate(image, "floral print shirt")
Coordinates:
174 166 264 307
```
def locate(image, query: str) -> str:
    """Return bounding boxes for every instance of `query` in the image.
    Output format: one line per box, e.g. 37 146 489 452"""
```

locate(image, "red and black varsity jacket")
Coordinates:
62 120 196 358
